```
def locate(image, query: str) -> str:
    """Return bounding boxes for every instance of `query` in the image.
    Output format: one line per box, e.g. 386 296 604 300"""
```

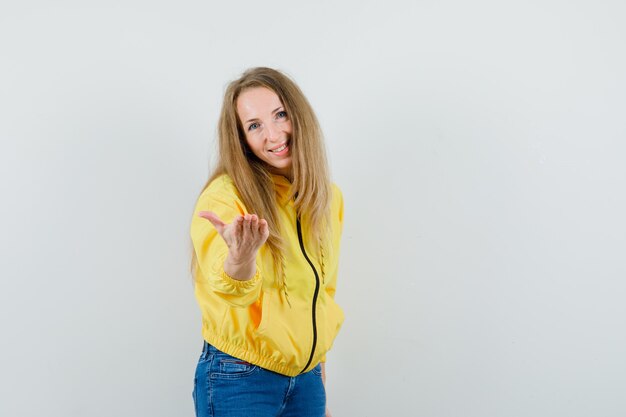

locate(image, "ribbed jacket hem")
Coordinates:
201 328 310 377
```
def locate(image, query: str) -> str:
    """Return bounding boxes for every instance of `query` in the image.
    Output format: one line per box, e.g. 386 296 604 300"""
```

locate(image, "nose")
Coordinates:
266 122 280 142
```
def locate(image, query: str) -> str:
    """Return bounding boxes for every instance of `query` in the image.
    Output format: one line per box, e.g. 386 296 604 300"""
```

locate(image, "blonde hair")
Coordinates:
192 67 331 296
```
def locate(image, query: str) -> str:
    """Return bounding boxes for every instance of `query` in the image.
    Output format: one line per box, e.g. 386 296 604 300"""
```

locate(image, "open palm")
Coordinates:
198 211 269 264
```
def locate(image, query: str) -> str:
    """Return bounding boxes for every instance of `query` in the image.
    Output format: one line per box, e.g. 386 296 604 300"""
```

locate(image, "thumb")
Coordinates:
198 211 225 231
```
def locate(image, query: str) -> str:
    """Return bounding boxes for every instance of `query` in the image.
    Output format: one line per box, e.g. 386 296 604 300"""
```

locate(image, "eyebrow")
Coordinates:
244 107 284 124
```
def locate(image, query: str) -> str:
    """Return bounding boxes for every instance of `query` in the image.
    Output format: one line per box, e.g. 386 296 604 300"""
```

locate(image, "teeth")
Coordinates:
272 144 287 152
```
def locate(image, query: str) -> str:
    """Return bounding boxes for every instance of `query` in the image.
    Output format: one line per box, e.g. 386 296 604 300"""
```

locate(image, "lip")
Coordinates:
269 141 289 152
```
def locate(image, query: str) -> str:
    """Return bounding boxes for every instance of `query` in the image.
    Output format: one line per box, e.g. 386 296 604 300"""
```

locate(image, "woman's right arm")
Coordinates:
190 186 267 307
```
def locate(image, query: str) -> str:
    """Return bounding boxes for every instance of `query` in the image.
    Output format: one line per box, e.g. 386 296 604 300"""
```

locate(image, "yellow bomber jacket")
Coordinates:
190 174 345 376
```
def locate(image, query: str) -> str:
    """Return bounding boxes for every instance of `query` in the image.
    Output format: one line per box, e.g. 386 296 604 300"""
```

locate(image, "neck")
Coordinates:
269 167 293 182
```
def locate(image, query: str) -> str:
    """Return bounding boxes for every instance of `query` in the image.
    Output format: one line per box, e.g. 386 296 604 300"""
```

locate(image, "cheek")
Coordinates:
245 135 264 154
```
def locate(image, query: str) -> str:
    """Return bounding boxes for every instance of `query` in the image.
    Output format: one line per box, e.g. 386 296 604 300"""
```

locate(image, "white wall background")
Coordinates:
1 1 625 416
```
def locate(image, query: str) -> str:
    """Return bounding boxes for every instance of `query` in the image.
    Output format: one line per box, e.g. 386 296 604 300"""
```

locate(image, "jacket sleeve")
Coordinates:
324 184 344 299
320 185 345 364
190 183 263 308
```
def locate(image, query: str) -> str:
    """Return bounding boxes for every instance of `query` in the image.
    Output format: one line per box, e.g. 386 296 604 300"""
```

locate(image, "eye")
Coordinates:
276 110 287 119
248 122 260 131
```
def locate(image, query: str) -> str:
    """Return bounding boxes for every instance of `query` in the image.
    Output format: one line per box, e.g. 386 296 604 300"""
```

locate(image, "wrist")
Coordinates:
225 253 256 267
224 254 256 281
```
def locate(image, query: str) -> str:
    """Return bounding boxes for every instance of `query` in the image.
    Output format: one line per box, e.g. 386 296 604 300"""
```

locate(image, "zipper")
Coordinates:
296 217 321 374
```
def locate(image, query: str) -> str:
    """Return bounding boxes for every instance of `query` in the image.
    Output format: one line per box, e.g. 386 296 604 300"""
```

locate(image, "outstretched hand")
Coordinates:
198 211 270 267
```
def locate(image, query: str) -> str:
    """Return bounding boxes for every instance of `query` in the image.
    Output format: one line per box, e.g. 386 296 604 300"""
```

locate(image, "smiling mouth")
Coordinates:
269 142 289 153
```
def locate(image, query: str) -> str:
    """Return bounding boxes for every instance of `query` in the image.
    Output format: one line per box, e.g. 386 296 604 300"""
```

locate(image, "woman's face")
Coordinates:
237 87 293 178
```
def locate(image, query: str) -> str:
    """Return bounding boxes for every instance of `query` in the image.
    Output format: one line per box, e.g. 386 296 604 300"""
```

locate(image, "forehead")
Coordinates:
236 87 283 119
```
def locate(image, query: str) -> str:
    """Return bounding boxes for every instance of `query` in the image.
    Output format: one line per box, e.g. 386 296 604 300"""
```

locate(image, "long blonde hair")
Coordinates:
192 67 331 294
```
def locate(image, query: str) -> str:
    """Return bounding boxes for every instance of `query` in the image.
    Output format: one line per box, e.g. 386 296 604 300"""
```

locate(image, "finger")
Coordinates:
198 211 226 230
258 219 269 241
242 214 253 240
219 215 238 248
250 214 259 236
233 215 244 240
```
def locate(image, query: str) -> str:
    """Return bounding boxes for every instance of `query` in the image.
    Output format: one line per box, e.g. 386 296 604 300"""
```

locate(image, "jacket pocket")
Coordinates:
320 295 345 350
255 290 272 334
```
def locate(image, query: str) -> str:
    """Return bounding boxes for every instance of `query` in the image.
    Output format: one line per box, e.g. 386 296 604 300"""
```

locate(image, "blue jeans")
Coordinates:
193 342 326 417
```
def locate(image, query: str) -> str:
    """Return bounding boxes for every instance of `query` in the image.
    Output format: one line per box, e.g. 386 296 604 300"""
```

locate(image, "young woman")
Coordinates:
190 67 345 417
